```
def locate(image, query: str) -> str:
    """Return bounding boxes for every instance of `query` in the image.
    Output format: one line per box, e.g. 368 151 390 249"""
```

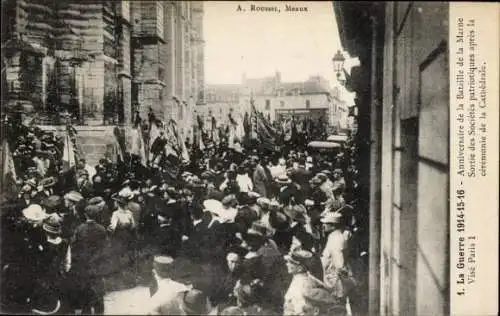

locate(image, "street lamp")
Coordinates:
332 50 346 80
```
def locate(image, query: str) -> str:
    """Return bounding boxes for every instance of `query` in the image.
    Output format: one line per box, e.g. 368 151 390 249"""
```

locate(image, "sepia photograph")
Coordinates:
0 1 498 315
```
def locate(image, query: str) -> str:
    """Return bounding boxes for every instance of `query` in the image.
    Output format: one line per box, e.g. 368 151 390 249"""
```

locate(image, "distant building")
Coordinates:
198 72 347 130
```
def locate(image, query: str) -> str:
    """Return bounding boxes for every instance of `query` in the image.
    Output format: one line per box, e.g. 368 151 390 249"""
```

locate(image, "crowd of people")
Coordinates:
1 117 366 315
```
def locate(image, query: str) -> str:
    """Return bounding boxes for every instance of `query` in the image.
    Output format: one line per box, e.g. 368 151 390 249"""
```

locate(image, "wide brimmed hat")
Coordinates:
39 177 57 188
25 179 37 188
64 191 84 203
42 214 62 235
315 173 328 181
77 169 89 177
22 204 48 222
320 211 343 224
275 174 292 185
247 221 273 238
111 193 128 205
203 199 224 215
177 289 211 315
117 187 135 200
284 249 313 267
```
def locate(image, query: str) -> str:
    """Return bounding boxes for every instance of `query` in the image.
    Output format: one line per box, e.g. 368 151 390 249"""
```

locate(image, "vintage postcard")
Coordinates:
0 1 498 315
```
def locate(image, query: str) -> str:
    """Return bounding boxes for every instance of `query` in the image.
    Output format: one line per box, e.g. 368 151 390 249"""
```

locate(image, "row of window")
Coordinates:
262 99 310 110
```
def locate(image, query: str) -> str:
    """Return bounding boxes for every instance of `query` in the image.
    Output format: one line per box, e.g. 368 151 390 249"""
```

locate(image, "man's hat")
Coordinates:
39 177 57 188
22 204 48 222
320 211 343 224
247 221 273 238
203 199 224 215
42 214 63 235
117 187 135 200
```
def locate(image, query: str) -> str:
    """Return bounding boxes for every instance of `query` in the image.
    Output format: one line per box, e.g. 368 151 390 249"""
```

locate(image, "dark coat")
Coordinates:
69 220 108 279
278 183 305 206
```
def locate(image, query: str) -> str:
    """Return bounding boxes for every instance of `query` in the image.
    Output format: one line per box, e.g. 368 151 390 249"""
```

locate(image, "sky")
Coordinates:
203 1 343 86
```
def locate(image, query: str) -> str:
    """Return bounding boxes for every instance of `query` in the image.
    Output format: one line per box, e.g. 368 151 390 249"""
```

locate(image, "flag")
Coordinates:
129 126 147 164
112 126 125 164
2 138 17 183
1 137 18 201
149 120 162 152
250 102 277 151
164 119 182 158
62 132 76 171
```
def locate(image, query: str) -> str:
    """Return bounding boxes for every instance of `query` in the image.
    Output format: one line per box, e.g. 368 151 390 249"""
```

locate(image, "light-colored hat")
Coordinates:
275 174 292 185
22 204 48 222
64 191 84 203
203 199 223 215
118 187 135 200
304 199 315 207
320 211 343 224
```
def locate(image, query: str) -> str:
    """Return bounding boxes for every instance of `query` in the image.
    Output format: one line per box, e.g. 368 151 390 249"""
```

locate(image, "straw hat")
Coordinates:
42 214 63 235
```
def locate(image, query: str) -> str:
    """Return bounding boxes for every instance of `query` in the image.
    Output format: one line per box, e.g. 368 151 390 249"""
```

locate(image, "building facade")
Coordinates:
1 0 204 163
334 2 449 315
198 72 349 133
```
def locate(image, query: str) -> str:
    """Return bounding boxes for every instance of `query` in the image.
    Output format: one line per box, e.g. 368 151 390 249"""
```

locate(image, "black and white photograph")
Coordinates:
0 1 498 315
